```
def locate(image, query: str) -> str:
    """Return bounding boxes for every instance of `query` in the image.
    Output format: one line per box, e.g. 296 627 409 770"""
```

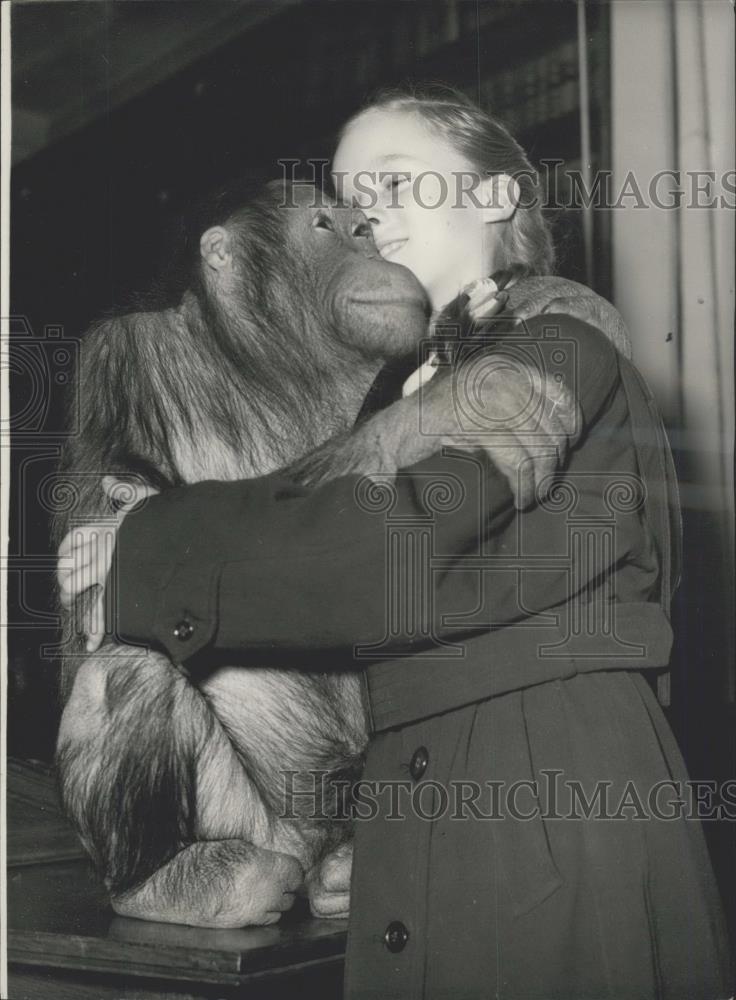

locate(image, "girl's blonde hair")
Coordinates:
338 86 555 276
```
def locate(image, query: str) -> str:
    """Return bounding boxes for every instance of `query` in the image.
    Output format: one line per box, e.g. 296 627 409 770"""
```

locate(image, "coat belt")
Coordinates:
363 600 673 733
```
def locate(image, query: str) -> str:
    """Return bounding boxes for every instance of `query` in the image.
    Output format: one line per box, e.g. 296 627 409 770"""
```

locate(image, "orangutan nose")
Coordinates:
351 218 373 240
350 214 379 258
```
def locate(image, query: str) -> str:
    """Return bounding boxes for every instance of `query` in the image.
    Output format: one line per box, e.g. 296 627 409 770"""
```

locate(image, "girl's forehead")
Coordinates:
333 108 472 176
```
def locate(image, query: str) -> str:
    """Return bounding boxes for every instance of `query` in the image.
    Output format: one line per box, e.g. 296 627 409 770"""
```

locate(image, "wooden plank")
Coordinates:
8 930 245 985
8 919 347 985
7 758 63 811
9 960 345 999
7 825 86 867
8 968 215 1000
7 758 87 866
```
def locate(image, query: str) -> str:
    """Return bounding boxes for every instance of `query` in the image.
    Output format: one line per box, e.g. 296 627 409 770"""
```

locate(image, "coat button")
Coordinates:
409 746 429 781
384 920 409 953
173 619 194 641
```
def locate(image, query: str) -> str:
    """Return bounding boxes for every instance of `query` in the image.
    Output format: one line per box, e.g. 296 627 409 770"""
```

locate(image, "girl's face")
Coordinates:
333 109 495 311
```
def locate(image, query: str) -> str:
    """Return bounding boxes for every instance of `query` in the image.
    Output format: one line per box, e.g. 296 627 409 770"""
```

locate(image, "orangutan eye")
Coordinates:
312 212 334 232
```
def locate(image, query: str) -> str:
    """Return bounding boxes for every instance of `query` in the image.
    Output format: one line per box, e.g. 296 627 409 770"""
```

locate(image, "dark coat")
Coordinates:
114 315 732 999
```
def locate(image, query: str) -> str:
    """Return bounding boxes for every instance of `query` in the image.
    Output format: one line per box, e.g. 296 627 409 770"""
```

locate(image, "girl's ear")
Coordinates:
200 226 233 272
479 174 520 223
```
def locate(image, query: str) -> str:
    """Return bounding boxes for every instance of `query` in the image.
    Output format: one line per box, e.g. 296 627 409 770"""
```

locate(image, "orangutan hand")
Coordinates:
305 841 352 920
111 842 304 929
56 477 159 652
411 355 581 509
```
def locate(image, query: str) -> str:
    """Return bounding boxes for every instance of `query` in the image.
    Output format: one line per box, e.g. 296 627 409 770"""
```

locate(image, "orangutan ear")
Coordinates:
479 174 520 223
200 226 233 272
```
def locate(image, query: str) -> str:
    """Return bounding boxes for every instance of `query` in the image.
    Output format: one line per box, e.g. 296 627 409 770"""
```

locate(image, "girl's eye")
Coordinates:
385 174 409 191
312 212 334 232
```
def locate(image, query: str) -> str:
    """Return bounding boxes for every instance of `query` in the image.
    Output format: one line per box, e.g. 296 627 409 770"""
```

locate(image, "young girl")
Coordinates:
59 91 731 998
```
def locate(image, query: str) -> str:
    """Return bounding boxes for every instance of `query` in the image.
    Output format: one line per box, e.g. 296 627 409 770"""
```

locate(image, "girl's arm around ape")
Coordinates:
110 316 637 666
113 449 516 663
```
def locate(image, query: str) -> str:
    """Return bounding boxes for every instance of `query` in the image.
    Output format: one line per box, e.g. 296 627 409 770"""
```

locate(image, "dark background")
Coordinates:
8 0 733 945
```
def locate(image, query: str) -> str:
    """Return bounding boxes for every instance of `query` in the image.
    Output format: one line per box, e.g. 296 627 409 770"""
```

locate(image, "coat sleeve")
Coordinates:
111 316 624 664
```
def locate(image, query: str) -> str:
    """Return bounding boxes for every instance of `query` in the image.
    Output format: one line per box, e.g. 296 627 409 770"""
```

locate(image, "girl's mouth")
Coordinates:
377 238 408 261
